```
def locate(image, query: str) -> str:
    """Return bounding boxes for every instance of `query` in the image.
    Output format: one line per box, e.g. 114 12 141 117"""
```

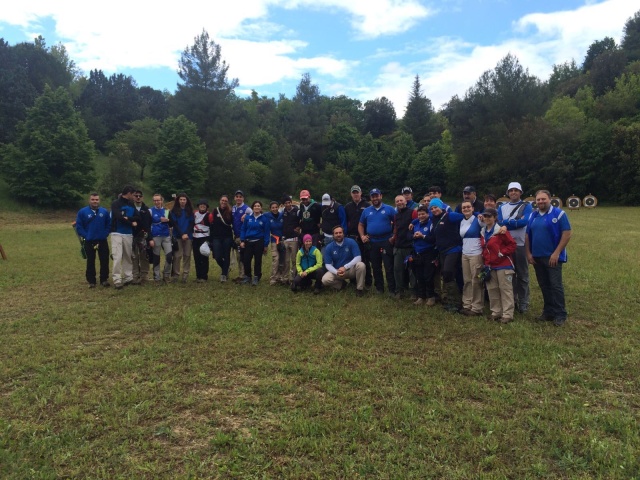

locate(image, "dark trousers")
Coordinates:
370 240 395 293
212 236 233 276
412 249 437 299
533 257 567 321
85 239 110 285
351 236 372 286
292 269 324 290
192 237 210 280
243 239 264 279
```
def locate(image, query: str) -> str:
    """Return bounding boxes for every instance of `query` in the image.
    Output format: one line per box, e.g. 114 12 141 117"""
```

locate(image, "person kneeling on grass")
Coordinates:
292 234 324 294
322 225 366 297
480 208 517 324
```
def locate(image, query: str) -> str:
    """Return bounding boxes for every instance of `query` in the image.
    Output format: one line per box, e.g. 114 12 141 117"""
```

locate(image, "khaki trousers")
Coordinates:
486 269 515 320
132 237 150 283
172 238 192 279
270 242 288 283
461 254 484 313
284 239 299 282
322 262 366 290
111 234 133 286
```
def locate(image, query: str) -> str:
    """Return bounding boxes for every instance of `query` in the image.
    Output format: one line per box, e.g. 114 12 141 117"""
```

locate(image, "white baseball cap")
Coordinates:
321 193 331 206
507 182 523 193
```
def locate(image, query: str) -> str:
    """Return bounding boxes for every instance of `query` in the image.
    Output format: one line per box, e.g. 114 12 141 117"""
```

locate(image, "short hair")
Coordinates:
417 204 429 213
134 189 143 195
122 185 136 195
535 189 551 199
428 186 442 194
152 193 163 200
484 193 497 202
89 192 99 197
332 225 344 233
269 200 279 208
251 200 262 208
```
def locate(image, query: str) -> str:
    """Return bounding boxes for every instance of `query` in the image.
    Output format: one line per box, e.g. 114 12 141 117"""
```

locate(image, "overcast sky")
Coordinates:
1 0 637 114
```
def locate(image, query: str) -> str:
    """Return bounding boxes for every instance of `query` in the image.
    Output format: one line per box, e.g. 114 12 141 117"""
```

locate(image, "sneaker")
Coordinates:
499 317 513 324
115 284 123 290
461 309 482 317
490 316 501 322
414 298 424 306
355 289 364 297
394 292 403 300
251 276 259 286
426 297 437 307
553 318 566 327
241 276 250 285
123 281 132 287
220 275 227 282
100 281 110 288
313 288 321 295
536 314 553 322
270 280 278 286
89 283 96 288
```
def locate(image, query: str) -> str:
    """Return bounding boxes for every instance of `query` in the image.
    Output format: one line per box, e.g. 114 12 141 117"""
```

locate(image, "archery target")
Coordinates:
583 195 597 208
567 196 581 209
550 197 562 208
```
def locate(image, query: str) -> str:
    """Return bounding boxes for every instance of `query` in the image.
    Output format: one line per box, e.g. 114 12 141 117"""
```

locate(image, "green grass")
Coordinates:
0 207 639 478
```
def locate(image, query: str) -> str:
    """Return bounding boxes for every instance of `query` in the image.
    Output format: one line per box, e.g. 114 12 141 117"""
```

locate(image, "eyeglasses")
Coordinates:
134 194 142 198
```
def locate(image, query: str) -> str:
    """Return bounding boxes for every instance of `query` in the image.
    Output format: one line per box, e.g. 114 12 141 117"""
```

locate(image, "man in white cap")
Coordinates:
498 181 533 314
320 193 347 252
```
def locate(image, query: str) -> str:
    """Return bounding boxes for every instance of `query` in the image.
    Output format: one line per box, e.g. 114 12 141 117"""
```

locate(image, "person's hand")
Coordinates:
527 252 535 265
160 217 169 223
498 226 507 235
389 236 395 245
240 242 245 249
408 224 414 231
300 271 307 278
182 234 188 240
148 240 155 248
361 234 369 243
337 267 346 277
549 253 560 267
263 247 268 255
413 231 423 239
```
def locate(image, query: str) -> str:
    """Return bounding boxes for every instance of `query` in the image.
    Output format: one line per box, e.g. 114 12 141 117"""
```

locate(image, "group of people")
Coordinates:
75 182 572 326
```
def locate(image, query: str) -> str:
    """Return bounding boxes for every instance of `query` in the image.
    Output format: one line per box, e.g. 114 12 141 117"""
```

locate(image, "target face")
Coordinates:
550 197 562 208
583 195 597 208
524 196 536 209
567 196 580 209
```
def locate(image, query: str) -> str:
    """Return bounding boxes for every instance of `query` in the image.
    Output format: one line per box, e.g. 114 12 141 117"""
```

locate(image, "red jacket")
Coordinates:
481 225 516 269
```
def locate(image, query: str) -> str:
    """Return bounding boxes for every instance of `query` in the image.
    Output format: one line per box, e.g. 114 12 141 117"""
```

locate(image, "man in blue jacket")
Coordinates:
110 185 139 289
76 193 111 288
525 190 572 326
322 226 365 296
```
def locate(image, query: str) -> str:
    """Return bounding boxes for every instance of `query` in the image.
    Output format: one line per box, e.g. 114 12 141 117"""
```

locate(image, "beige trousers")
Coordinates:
111 234 133 286
322 262 366 290
462 254 484 313
172 238 192 279
270 242 288 283
486 269 515 320
284 239 299 282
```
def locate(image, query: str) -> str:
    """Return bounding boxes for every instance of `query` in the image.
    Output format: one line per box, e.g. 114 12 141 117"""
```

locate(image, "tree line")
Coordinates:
1 11 640 208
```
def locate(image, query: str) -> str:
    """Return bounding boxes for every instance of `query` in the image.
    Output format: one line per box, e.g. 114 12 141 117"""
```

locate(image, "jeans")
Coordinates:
412 249 437 299
513 245 530 311
211 236 233 276
393 246 414 294
192 237 210 280
533 257 567 321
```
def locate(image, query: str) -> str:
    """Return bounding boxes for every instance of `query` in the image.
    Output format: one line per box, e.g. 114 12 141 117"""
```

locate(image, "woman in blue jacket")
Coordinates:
240 201 270 286
170 192 195 283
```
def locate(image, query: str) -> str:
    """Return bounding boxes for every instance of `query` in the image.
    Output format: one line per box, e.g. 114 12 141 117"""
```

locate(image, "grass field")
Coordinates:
1 205 639 479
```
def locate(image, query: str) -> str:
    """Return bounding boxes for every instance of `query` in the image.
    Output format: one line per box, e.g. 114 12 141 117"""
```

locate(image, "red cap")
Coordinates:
299 190 310 199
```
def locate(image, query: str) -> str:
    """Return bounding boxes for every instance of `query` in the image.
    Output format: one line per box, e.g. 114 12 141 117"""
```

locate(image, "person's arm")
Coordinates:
358 221 368 242
323 247 337 274
240 216 248 243
501 232 517 257
525 232 535 265
75 210 87 239
511 202 533 229
263 217 271 249
344 255 362 270
295 250 304 274
549 230 571 267
339 206 348 235
170 212 183 237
